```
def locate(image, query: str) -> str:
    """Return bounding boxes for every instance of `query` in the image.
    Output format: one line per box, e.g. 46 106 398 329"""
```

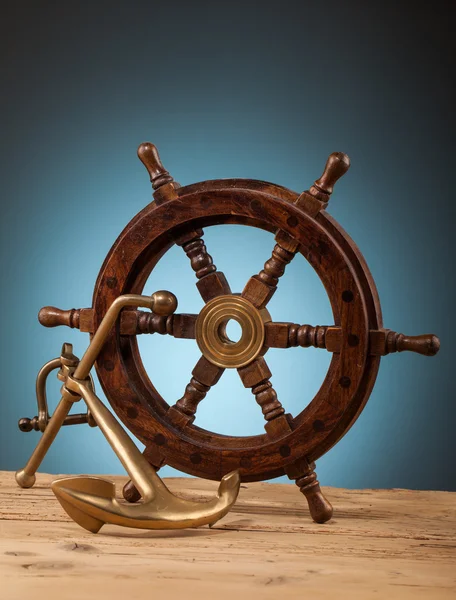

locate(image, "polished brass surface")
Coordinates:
16 292 176 488
195 295 270 368
17 290 240 532
18 343 96 434
53 376 240 532
150 289 178 316
15 396 77 489
20 357 61 433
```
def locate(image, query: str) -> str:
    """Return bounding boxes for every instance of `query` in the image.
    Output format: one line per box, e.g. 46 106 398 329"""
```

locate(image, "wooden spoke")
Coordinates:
241 241 296 309
265 324 441 357
38 307 198 339
237 357 293 438
174 229 231 303
167 356 224 428
242 153 352 311
119 311 197 338
264 322 341 352
137 146 231 303
236 356 284 418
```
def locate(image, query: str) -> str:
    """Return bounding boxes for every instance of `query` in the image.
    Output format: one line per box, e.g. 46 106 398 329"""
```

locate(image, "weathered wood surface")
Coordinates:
0 471 455 599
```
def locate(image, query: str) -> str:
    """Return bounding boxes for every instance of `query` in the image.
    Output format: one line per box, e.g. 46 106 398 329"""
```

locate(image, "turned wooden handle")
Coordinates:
137 142 174 189
304 487 334 524
387 332 440 356
296 465 333 524
312 152 350 196
38 306 80 328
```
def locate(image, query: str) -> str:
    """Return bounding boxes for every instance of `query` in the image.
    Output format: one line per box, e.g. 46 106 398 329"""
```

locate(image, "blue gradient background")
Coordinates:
1 1 454 490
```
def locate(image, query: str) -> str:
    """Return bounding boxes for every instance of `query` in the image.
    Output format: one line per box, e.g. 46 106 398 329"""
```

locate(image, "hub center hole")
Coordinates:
220 318 243 343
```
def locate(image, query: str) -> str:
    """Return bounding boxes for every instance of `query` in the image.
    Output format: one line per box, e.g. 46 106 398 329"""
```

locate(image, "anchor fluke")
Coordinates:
52 476 112 533
52 470 240 532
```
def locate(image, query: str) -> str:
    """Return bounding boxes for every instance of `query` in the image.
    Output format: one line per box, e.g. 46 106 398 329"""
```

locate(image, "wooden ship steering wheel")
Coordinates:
38 143 440 523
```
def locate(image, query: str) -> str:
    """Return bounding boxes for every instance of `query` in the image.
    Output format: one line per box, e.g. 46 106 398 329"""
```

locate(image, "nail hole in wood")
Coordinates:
287 216 298 228
339 376 351 388
106 276 118 289
279 444 291 457
312 420 325 432
126 407 138 419
348 334 359 347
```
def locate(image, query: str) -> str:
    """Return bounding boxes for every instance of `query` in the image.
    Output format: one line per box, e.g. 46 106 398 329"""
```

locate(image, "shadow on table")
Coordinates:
101 526 232 539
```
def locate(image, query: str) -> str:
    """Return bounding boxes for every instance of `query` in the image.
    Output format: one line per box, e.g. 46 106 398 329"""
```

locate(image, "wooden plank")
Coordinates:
0 471 455 599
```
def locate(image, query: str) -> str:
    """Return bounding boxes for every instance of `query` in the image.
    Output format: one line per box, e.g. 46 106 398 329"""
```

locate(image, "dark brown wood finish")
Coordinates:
286 457 333 524
242 243 295 309
242 151 350 311
91 172 374 486
177 230 231 302
40 310 439 359
237 357 285 422
40 143 440 523
137 143 231 303
168 356 224 426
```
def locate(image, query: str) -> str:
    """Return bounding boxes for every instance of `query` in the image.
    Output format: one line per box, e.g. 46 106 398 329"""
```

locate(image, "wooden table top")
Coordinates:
0 471 455 599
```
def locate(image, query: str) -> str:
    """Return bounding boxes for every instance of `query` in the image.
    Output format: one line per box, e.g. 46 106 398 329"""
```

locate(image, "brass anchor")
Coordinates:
16 292 240 533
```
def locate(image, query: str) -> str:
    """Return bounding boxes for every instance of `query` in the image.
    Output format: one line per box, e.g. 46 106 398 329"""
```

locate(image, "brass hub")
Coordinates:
195 295 270 368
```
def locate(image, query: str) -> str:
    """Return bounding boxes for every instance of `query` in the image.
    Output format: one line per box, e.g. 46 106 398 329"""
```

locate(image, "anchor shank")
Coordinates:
77 382 167 501
73 294 154 381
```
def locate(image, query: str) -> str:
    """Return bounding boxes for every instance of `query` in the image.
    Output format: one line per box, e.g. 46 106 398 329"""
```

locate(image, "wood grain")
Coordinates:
57 145 439 516
237 357 285 422
0 471 454 600
92 179 377 483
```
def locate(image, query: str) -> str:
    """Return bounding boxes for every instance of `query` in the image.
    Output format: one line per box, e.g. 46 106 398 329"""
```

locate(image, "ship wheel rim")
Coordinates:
92 180 381 481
